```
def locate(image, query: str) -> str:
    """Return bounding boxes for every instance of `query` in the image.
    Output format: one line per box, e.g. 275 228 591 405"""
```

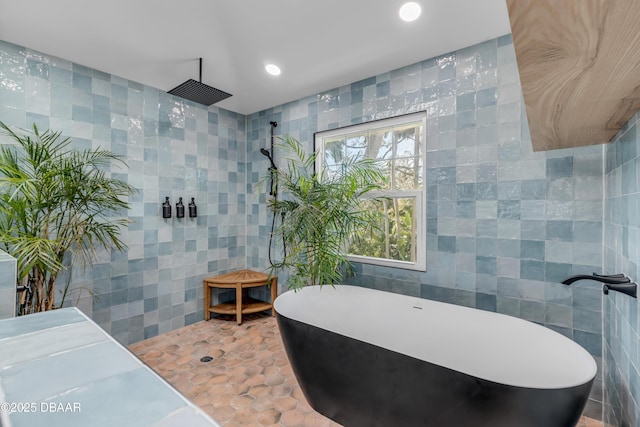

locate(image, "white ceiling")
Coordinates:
0 0 511 115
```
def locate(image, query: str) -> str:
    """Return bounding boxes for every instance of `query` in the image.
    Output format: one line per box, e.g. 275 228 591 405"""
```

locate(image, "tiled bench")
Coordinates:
0 307 220 427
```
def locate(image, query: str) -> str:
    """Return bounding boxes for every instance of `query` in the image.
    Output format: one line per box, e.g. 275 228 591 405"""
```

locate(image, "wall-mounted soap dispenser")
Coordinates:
162 197 171 218
188 198 197 218
176 197 185 218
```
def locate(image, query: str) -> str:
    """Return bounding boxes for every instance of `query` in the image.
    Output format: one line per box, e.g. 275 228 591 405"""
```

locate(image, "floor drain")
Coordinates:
200 356 213 363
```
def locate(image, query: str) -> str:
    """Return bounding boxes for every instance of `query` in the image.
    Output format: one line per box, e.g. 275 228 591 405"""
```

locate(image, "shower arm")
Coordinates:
267 121 278 196
269 120 277 157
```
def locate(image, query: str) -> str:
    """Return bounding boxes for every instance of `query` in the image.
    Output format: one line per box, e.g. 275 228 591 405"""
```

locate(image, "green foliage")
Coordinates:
266 135 386 289
0 122 135 314
348 198 415 262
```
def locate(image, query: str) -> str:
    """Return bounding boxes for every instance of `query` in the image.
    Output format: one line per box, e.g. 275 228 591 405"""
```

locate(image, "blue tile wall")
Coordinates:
1 33 621 421
0 40 246 344
603 111 640 427
246 36 604 418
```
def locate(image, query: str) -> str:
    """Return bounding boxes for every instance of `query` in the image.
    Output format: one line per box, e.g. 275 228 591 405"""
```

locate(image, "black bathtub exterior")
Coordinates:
277 313 594 427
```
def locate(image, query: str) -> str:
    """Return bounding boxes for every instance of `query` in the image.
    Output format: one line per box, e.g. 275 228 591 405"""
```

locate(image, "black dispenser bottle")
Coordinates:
162 197 171 218
176 197 185 218
188 198 197 218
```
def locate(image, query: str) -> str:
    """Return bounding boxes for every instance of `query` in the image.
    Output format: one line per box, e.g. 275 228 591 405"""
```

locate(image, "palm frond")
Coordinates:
265 135 387 289
0 121 134 313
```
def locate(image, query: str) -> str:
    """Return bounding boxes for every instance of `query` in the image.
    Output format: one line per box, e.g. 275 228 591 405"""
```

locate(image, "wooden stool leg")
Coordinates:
204 283 210 321
236 284 242 325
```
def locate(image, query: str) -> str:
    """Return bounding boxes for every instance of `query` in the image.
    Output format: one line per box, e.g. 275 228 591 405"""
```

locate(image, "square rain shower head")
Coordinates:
167 79 232 106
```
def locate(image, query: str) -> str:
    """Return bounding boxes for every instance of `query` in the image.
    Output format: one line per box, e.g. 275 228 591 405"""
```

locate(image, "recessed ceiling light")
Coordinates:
399 2 422 22
265 64 281 76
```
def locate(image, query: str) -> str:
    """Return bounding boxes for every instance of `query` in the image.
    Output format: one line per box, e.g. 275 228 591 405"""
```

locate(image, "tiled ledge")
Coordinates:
0 307 220 427
0 251 16 319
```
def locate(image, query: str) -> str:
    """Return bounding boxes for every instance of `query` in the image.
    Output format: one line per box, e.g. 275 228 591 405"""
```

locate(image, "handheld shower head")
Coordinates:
260 148 277 170
270 121 278 127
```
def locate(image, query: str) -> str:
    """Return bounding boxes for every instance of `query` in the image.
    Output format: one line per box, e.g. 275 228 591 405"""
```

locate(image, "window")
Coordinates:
315 112 426 271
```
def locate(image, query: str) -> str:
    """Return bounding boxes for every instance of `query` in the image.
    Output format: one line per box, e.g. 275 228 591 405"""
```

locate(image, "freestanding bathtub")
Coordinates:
274 285 597 427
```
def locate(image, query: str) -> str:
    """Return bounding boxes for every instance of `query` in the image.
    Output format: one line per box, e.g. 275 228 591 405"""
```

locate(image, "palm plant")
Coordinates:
0 122 134 314
267 135 386 290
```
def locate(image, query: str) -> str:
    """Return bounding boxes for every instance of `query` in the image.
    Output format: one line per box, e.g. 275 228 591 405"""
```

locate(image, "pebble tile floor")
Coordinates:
129 312 603 427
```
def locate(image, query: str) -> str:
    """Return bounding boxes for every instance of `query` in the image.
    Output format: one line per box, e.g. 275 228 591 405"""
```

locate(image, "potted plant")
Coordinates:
266 135 386 290
0 122 135 314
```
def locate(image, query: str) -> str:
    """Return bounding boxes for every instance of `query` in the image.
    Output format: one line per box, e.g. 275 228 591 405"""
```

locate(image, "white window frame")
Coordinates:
314 112 427 272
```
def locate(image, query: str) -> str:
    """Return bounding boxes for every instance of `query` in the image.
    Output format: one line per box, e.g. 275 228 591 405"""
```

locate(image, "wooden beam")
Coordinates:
506 0 640 151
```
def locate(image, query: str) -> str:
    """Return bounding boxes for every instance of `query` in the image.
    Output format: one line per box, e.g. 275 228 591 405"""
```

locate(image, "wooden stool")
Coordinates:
203 269 277 325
